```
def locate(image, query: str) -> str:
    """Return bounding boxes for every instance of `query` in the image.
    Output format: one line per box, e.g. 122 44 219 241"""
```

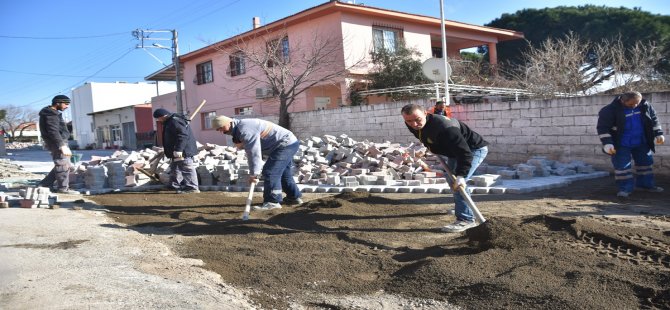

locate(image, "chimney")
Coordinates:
252 17 261 29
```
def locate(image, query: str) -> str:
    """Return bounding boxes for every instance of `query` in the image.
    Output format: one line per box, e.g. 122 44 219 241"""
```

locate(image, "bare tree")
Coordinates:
595 38 667 93
220 27 364 129
508 33 667 97
0 105 38 141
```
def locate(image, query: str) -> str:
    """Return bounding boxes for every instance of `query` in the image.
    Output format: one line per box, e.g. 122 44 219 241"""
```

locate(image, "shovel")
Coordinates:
242 181 256 221
435 155 487 223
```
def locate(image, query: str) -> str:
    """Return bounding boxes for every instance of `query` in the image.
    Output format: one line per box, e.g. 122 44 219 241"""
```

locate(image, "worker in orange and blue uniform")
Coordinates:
596 91 665 198
427 100 452 118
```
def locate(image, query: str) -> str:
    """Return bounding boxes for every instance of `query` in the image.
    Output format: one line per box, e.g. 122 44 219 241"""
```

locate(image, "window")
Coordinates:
267 36 289 67
372 27 402 53
195 61 213 85
234 106 253 116
431 46 443 58
228 52 246 76
202 111 216 129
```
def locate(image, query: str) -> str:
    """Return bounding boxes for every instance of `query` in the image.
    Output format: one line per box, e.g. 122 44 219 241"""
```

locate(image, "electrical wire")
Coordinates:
17 48 135 108
0 68 142 79
0 32 128 39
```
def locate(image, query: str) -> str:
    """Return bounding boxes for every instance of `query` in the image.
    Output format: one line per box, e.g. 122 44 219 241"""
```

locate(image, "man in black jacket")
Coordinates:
596 91 665 198
401 103 489 233
153 108 199 193
38 95 78 194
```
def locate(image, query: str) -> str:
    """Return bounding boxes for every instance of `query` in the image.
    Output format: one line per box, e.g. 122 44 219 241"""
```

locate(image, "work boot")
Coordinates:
441 220 478 233
636 186 664 193
617 191 630 198
253 202 282 211
283 197 304 205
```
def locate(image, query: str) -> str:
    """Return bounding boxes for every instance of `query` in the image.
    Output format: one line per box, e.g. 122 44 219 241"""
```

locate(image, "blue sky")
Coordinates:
1 0 668 112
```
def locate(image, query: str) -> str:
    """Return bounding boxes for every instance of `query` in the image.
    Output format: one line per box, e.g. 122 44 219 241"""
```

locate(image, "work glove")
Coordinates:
603 144 616 155
452 176 467 191
173 151 183 158
656 135 665 145
60 145 72 157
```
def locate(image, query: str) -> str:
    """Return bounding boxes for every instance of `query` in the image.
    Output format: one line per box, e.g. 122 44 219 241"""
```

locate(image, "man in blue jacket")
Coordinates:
211 115 302 211
153 108 200 194
597 91 665 198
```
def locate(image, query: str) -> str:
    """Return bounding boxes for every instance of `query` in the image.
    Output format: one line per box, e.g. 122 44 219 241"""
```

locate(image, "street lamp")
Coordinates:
134 29 183 115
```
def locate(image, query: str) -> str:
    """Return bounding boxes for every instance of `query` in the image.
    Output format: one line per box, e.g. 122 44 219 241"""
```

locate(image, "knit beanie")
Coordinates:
153 108 171 118
52 95 71 105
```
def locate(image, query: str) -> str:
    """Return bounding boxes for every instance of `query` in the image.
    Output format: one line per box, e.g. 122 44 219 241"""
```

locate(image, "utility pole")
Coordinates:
132 29 183 115
439 0 450 106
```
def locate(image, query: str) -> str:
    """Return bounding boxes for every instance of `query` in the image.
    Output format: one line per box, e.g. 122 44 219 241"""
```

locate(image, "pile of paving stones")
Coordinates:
65 134 603 195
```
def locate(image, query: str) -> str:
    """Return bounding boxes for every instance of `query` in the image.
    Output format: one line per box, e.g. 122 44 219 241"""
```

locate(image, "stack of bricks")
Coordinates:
84 166 107 189
0 192 9 208
105 161 126 189
18 187 51 208
64 136 603 194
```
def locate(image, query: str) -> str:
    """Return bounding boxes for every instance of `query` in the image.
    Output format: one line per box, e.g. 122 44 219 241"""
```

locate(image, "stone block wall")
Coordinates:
289 92 670 175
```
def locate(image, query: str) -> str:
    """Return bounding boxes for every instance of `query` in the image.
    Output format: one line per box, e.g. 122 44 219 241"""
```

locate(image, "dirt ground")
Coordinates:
88 175 670 309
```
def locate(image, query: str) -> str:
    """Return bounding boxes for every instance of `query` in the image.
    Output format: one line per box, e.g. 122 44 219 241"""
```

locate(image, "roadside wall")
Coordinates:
290 92 670 175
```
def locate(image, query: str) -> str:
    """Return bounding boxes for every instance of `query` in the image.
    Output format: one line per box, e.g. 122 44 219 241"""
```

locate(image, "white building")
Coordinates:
69 81 177 147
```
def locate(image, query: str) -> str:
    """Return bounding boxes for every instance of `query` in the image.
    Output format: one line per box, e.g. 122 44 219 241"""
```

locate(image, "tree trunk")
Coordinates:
278 99 291 130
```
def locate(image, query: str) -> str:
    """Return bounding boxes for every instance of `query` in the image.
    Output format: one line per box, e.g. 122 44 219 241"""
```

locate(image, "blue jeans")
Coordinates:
445 146 488 222
170 157 199 191
611 145 655 193
262 140 302 204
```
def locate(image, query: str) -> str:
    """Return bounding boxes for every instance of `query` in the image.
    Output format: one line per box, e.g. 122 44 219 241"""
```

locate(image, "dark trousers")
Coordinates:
262 140 302 204
169 157 199 191
40 147 71 191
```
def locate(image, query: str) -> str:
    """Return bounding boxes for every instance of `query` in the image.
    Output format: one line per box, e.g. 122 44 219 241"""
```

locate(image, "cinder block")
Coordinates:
472 187 489 194
489 187 506 194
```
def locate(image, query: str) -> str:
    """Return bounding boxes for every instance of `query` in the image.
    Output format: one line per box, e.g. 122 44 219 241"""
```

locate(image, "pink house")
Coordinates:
148 0 523 144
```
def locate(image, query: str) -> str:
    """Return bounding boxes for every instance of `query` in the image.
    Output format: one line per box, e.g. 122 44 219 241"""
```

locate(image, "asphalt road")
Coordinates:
0 149 257 309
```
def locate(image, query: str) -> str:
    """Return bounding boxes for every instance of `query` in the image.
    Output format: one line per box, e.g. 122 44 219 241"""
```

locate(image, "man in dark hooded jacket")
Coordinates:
38 95 78 194
153 108 199 193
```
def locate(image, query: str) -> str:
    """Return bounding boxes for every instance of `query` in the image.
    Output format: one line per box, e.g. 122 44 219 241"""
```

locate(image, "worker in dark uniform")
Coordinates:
153 108 200 193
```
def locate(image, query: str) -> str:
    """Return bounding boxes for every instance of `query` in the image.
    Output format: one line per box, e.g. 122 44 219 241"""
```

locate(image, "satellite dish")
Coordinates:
421 58 452 82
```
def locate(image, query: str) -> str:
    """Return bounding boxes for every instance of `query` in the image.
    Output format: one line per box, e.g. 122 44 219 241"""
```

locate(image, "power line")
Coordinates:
0 68 142 79
0 32 127 40
18 48 136 108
